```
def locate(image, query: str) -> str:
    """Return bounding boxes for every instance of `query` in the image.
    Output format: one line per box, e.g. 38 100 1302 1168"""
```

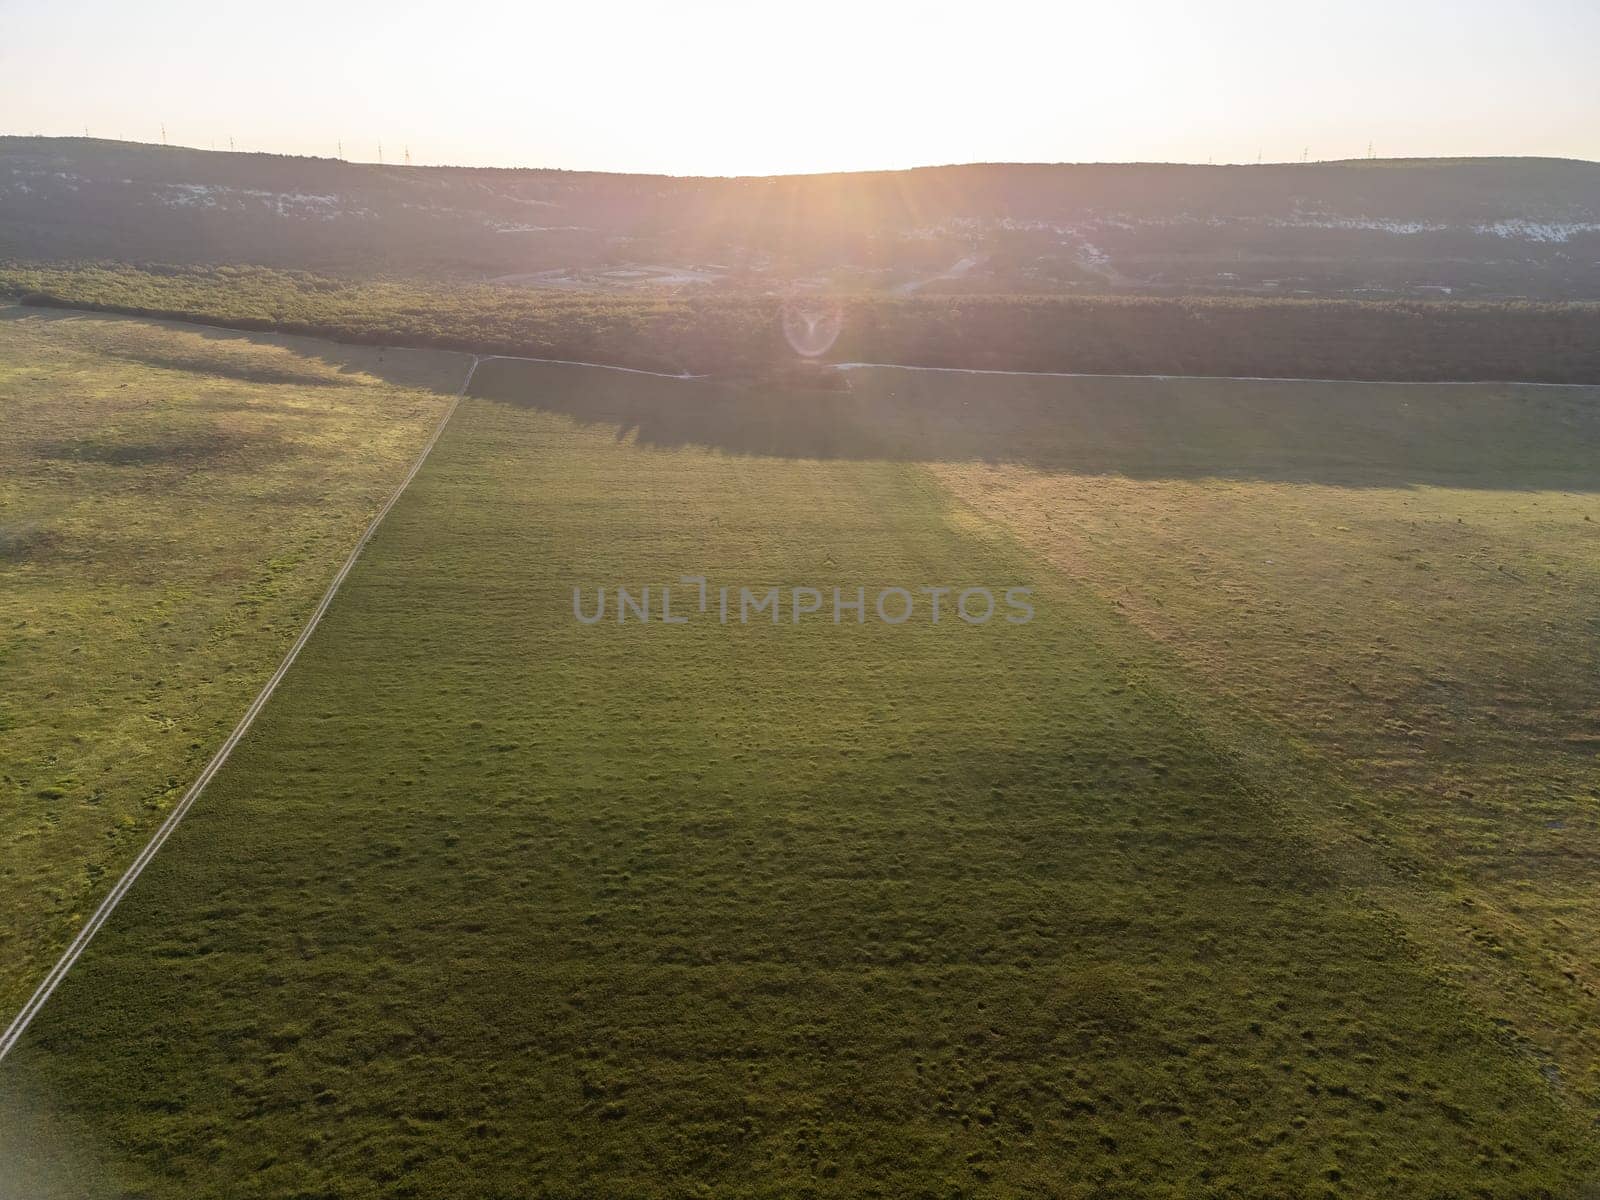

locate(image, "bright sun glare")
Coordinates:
2 0 1596 172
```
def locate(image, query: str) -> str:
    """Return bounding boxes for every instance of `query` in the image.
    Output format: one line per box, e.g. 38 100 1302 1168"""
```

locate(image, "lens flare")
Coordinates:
781 299 843 358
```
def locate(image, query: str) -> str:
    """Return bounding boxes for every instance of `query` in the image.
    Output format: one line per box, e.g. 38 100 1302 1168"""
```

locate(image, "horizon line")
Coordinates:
4 133 1597 181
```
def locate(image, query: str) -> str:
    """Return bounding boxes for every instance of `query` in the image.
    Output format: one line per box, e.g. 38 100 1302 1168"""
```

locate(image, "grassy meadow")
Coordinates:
2 356 1597 1196
0 307 468 1020
934 426 1600 1114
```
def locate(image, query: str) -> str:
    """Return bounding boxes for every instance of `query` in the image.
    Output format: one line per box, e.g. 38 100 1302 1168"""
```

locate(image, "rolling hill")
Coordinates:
4 138 1599 299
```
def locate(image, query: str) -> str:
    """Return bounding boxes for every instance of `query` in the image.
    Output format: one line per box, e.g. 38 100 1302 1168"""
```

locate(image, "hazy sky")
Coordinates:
3 0 1596 175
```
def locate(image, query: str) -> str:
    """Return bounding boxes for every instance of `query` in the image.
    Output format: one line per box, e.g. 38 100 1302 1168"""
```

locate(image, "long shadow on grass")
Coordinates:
471 356 1600 490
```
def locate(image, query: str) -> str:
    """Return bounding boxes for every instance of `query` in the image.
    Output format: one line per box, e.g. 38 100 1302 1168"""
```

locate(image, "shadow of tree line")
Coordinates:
471 357 1600 492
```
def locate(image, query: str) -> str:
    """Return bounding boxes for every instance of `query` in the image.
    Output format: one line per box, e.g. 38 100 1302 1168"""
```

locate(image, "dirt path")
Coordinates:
834 361 1600 389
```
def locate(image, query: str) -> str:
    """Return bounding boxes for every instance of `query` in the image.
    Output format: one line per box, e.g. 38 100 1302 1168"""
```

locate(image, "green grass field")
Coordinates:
4 352 1599 1197
928 372 1600 1114
0 308 467 1021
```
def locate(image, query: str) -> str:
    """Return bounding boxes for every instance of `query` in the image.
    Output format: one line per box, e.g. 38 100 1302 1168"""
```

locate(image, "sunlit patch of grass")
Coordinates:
934 450 1600 1114
0 308 467 1018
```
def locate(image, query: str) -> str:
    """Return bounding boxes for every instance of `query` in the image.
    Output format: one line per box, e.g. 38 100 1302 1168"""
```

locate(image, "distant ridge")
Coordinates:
4 137 1599 298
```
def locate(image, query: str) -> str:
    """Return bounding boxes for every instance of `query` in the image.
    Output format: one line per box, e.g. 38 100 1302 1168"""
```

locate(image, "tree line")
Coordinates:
4 263 1598 383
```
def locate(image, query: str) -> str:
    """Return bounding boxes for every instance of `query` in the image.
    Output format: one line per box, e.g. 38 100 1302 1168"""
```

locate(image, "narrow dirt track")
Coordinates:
834 362 1600 389
0 354 481 1064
